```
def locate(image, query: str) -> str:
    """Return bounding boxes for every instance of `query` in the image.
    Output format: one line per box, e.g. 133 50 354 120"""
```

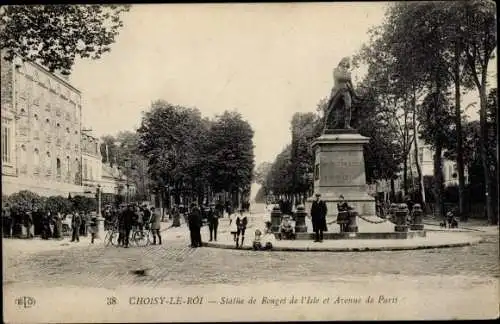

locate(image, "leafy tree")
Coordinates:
7 190 43 212
44 196 72 214
461 0 497 224
206 111 255 205
254 162 273 186
265 145 293 196
71 195 96 213
138 100 207 205
0 5 130 75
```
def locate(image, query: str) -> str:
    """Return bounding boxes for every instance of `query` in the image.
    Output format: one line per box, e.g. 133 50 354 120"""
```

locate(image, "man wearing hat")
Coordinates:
207 202 219 241
188 202 203 248
310 193 328 242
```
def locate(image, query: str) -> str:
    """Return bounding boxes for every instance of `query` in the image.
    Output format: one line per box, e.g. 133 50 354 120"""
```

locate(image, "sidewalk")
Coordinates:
2 220 174 255
202 211 484 251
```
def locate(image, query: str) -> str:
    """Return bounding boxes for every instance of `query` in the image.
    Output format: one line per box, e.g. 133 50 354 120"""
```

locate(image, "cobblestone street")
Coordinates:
3 213 499 321
3 225 498 289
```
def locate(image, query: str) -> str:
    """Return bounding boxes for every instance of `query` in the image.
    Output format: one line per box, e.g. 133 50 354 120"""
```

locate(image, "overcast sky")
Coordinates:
69 3 495 166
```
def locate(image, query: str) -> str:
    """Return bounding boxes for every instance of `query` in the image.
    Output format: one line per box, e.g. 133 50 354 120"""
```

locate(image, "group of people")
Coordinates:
186 201 226 248
1 203 103 242
104 204 162 248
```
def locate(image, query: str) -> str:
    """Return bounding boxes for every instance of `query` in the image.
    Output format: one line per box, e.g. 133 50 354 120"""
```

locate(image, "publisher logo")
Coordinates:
15 296 36 309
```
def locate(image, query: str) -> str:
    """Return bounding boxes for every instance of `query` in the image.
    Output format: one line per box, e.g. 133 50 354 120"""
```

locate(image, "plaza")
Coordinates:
3 204 499 321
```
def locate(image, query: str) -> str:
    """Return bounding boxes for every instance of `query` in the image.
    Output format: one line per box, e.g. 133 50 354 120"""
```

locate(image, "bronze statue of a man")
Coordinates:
324 57 356 131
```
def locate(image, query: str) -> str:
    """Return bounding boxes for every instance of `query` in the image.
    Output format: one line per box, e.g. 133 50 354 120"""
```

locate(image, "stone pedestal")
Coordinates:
306 132 376 219
294 206 308 233
347 212 359 233
270 207 282 233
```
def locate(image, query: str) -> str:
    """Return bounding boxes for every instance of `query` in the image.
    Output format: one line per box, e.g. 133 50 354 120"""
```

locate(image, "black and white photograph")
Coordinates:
1 2 498 322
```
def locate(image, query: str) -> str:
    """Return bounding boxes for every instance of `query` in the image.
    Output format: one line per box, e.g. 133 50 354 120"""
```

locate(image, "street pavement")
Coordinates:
3 204 499 321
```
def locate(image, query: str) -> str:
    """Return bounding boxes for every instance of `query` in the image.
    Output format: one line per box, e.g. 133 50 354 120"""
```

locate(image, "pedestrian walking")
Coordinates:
2 204 12 238
235 209 248 248
71 211 82 242
188 202 202 248
41 211 52 239
53 212 63 239
207 203 219 241
122 204 134 248
150 207 162 245
310 193 327 242
171 205 181 227
24 210 34 239
89 213 98 244
80 211 89 237
142 205 151 227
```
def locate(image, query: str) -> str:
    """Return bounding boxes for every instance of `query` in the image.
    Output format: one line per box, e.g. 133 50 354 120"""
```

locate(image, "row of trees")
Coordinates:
136 100 255 208
355 0 497 223
258 1 497 224
3 190 97 214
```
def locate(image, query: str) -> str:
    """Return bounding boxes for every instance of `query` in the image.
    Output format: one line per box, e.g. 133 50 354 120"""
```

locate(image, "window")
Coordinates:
18 145 27 173
66 127 70 134
56 158 61 177
33 148 40 167
19 145 27 165
66 156 71 176
45 152 51 169
83 159 87 179
1 119 13 164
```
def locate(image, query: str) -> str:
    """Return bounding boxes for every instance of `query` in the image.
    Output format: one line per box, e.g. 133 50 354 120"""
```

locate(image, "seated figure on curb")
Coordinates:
337 195 351 232
253 221 275 250
444 208 459 228
279 214 296 240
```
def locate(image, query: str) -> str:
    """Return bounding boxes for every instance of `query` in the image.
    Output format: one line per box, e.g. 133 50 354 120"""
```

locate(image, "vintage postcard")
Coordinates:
2 2 498 322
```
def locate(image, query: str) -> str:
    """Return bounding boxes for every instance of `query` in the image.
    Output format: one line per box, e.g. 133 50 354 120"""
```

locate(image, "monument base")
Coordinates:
306 132 376 219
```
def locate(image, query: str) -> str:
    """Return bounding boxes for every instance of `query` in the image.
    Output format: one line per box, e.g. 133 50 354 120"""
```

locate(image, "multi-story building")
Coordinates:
1 55 84 196
81 131 102 192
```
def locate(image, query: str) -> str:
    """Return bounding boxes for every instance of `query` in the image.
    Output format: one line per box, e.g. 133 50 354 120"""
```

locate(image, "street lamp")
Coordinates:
96 184 101 217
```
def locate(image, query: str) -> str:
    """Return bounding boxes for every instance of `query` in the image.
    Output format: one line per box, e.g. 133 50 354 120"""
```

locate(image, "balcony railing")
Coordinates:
46 135 52 143
33 167 40 175
46 168 52 176
56 108 62 117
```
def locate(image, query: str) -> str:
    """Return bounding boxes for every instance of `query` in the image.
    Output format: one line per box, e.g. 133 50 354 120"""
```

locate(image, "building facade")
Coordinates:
1 56 84 196
81 132 103 192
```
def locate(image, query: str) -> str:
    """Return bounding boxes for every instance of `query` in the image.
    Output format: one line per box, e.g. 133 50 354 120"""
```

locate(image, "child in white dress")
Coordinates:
253 221 276 250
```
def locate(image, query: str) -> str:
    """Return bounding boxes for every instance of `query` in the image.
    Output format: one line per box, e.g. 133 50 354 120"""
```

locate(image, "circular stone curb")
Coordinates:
202 237 483 252
424 228 482 233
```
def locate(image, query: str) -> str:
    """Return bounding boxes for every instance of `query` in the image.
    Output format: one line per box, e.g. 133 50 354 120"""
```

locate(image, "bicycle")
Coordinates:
131 225 153 247
104 220 121 247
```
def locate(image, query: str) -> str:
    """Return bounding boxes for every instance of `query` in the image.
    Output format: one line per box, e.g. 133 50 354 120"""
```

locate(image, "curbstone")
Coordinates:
203 237 481 252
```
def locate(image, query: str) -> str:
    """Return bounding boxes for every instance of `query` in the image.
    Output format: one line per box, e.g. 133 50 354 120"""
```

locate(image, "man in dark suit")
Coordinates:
121 204 135 248
310 193 327 242
188 202 203 248
207 203 219 242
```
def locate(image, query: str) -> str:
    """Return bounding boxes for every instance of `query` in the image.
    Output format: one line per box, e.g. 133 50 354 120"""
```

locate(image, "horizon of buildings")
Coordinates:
1 54 136 200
